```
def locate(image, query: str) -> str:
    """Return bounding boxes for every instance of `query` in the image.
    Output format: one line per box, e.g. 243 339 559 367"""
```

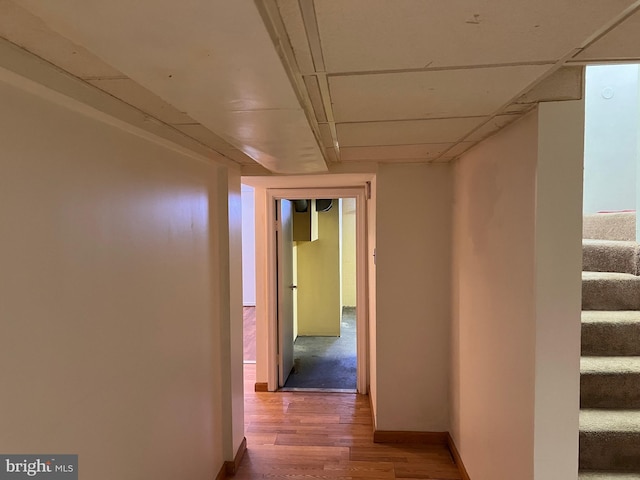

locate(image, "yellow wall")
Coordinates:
341 198 357 307
296 201 341 336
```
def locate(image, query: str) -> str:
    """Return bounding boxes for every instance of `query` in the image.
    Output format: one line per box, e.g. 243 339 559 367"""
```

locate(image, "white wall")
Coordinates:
375 163 452 432
452 102 583 480
584 64 639 214
241 185 256 306
0 76 241 479
534 101 583 480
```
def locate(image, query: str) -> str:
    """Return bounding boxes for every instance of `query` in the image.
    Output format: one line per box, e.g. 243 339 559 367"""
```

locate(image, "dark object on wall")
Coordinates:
316 199 333 212
293 199 309 213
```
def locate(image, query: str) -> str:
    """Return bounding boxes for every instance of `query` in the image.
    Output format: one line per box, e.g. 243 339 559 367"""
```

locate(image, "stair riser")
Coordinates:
582 280 640 310
582 323 640 356
583 213 636 242
583 246 639 276
580 431 640 471
581 373 640 408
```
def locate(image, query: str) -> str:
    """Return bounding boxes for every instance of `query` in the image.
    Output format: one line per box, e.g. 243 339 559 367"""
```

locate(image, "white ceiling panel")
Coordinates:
0 1 122 79
315 0 635 72
330 65 550 122
89 78 194 125
224 109 327 173
438 142 478 161
276 0 316 74
318 123 333 147
14 0 327 173
340 144 452 162
337 117 487 147
325 147 338 163
466 115 520 142
574 10 640 61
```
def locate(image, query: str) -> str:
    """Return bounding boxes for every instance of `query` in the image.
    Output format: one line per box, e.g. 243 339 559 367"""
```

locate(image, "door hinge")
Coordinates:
276 354 280 366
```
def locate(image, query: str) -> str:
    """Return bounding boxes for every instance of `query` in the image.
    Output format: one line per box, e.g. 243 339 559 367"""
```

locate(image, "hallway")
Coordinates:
237 364 461 479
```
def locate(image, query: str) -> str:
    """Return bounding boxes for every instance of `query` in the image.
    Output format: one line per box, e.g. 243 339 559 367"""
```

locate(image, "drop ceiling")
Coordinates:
2 0 640 173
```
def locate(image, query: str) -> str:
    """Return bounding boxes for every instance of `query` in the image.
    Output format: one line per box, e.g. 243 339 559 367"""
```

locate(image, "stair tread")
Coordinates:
581 356 640 374
580 473 640 479
582 311 640 323
580 409 640 432
584 239 638 247
583 271 640 281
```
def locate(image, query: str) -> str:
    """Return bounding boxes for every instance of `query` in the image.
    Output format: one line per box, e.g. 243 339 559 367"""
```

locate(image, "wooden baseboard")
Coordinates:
368 392 376 433
215 462 226 480
215 437 247 479
225 437 247 476
447 433 470 480
254 382 268 392
373 430 448 444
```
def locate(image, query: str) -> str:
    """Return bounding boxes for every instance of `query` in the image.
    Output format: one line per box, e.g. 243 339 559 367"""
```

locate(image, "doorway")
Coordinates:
267 187 368 394
276 197 357 391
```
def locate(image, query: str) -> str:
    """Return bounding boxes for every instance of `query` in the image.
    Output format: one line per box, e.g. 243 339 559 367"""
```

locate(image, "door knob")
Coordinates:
289 284 297 289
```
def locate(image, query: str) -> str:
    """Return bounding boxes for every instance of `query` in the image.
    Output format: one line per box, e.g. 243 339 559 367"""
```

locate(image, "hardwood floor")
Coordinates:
237 364 461 479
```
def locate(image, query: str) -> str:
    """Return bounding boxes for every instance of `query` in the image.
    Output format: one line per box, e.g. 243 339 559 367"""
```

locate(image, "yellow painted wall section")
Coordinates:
296 202 341 336
341 198 357 307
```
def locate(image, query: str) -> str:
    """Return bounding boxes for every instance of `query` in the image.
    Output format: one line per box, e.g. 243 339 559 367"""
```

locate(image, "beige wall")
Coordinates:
452 112 538 478
341 198 357 307
367 177 378 424
375 163 452 432
296 202 342 336
0 77 240 479
451 102 583 479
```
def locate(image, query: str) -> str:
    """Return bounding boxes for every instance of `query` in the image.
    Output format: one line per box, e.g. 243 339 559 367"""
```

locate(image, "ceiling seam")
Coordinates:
297 0 340 163
322 61 558 78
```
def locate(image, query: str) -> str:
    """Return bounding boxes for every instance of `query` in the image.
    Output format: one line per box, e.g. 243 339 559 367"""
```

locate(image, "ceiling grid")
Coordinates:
3 0 640 172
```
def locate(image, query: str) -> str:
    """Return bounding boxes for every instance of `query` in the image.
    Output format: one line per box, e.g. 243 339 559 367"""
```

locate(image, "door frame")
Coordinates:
265 186 369 394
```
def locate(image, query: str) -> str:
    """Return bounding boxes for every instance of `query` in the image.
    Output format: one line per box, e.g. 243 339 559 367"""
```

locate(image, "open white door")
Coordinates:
276 199 295 387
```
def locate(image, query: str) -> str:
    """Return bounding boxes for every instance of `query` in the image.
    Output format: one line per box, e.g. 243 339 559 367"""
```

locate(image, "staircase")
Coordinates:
580 212 640 479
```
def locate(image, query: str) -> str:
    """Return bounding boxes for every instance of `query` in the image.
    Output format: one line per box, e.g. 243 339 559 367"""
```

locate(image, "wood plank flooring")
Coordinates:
237 364 461 479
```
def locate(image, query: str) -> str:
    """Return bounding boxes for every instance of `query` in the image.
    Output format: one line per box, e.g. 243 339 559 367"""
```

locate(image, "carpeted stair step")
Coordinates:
582 311 640 356
582 272 640 310
583 240 640 275
580 409 640 472
581 357 640 408
584 212 636 242
580 473 640 479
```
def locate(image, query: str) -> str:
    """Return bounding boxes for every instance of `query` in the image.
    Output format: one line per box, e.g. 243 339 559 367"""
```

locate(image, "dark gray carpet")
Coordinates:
283 307 356 390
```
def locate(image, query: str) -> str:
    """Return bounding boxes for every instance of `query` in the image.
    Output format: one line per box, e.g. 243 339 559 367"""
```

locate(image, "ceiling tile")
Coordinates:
329 65 550 122
314 0 634 72
337 117 487 147
466 115 520 142
276 0 316 74
14 0 327 173
515 66 583 104
0 1 123 79
303 75 327 122
574 10 640 61
175 124 256 164
443 141 478 158
175 124 237 150
325 147 339 163
89 78 194 125
318 123 333 147
341 144 452 162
